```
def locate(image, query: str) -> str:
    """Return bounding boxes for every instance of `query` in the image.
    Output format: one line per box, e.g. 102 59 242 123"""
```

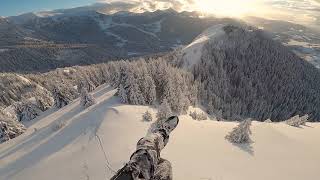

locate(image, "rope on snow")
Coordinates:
95 133 117 174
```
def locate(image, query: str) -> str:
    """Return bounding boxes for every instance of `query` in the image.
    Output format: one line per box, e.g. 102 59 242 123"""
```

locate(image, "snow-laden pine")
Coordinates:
156 99 173 121
142 111 153 122
15 101 41 122
225 119 252 144
80 89 96 109
286 115 308 127
0 108 25 143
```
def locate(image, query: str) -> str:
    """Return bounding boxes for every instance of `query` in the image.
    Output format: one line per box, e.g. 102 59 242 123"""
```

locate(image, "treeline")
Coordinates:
0 55 195 124
109 59 196 114
0 55 197 143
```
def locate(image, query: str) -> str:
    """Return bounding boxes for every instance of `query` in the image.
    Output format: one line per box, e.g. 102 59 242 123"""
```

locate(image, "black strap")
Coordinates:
110 164 134 180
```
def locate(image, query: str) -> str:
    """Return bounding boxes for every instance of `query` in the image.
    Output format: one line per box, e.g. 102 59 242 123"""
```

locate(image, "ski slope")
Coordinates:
1 84 320 180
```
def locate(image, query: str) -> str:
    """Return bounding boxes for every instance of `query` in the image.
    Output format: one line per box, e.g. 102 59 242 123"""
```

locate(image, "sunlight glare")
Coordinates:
195 0 263 17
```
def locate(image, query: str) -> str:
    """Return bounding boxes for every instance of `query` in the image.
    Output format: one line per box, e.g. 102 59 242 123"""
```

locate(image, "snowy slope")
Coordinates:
181 24 226 68
1 84 320 180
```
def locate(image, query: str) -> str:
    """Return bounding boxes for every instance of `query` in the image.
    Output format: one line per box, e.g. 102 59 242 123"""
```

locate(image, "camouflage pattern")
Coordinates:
111 116 179 180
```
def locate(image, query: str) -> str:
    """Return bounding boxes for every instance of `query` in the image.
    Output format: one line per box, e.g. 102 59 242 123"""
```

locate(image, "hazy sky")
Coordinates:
0 0 319 29
0 0 95 16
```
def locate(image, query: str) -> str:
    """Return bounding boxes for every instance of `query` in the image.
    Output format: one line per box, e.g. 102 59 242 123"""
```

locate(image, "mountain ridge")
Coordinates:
0 9 225 73
180 24 320 121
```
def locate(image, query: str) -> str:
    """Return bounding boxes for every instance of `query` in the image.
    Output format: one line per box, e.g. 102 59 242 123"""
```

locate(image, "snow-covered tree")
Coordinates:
119 66 145 105
225 119 252 144
118 84 128 104
142 111 153 122
128 81 145 105
0 121 10 143
156 99 173 121
300 115 309 125
216 109 223 121
161 75 176 110
189 111 207 121
15 101 41 122
141 75 156 105
286 115 309 127
80 89 96 108
52 86 72 108
36 95 54 111
77 77 96 92
264 119 272 123
0 109 25 143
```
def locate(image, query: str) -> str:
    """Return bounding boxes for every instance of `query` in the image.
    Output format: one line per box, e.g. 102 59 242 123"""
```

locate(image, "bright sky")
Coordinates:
1 0 320 28
194 0 266 17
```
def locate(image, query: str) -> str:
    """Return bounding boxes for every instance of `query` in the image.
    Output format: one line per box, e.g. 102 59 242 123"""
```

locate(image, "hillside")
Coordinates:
180 24 320 121
0 9 226 73
0 84 319 180
1 5 320 73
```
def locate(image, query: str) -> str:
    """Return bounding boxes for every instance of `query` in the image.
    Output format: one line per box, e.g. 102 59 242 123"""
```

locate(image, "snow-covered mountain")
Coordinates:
181 24 228 68
1 84 319 180
1 4 320 73
1 22 320 179
1 8 227 73
245 16 320 69
179 24 320 121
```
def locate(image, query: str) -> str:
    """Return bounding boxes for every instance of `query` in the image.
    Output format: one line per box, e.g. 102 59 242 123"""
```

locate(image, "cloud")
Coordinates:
259 0 320 28
97 0 320 29
98 0 196 12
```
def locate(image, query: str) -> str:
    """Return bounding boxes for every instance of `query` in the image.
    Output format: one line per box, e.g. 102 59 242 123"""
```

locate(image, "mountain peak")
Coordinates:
181 24 264 68
181 24 320 121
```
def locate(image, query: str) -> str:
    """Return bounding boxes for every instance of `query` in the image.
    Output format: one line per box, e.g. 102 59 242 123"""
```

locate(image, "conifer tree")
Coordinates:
0 109 26 143
15 101 41 122
52 87 72 108
286 115 309 127
80 89 96 108
118 84 128 104
156 99 173 121
143 111 153 122
142 75 156 105
225 119 252 144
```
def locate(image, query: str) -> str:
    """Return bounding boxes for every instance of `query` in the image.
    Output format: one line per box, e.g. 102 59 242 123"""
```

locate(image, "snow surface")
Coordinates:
16 75 31 84
181 24 226 68
96 16 160 47
1 84 320 180
34 11 62 18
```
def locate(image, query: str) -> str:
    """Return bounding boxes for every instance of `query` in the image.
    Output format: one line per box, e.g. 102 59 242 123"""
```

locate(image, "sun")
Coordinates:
195 0 261 17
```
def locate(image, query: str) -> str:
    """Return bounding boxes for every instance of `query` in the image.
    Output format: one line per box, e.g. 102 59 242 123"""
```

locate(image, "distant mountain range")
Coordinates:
0 4 319 73
0 8 228 72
